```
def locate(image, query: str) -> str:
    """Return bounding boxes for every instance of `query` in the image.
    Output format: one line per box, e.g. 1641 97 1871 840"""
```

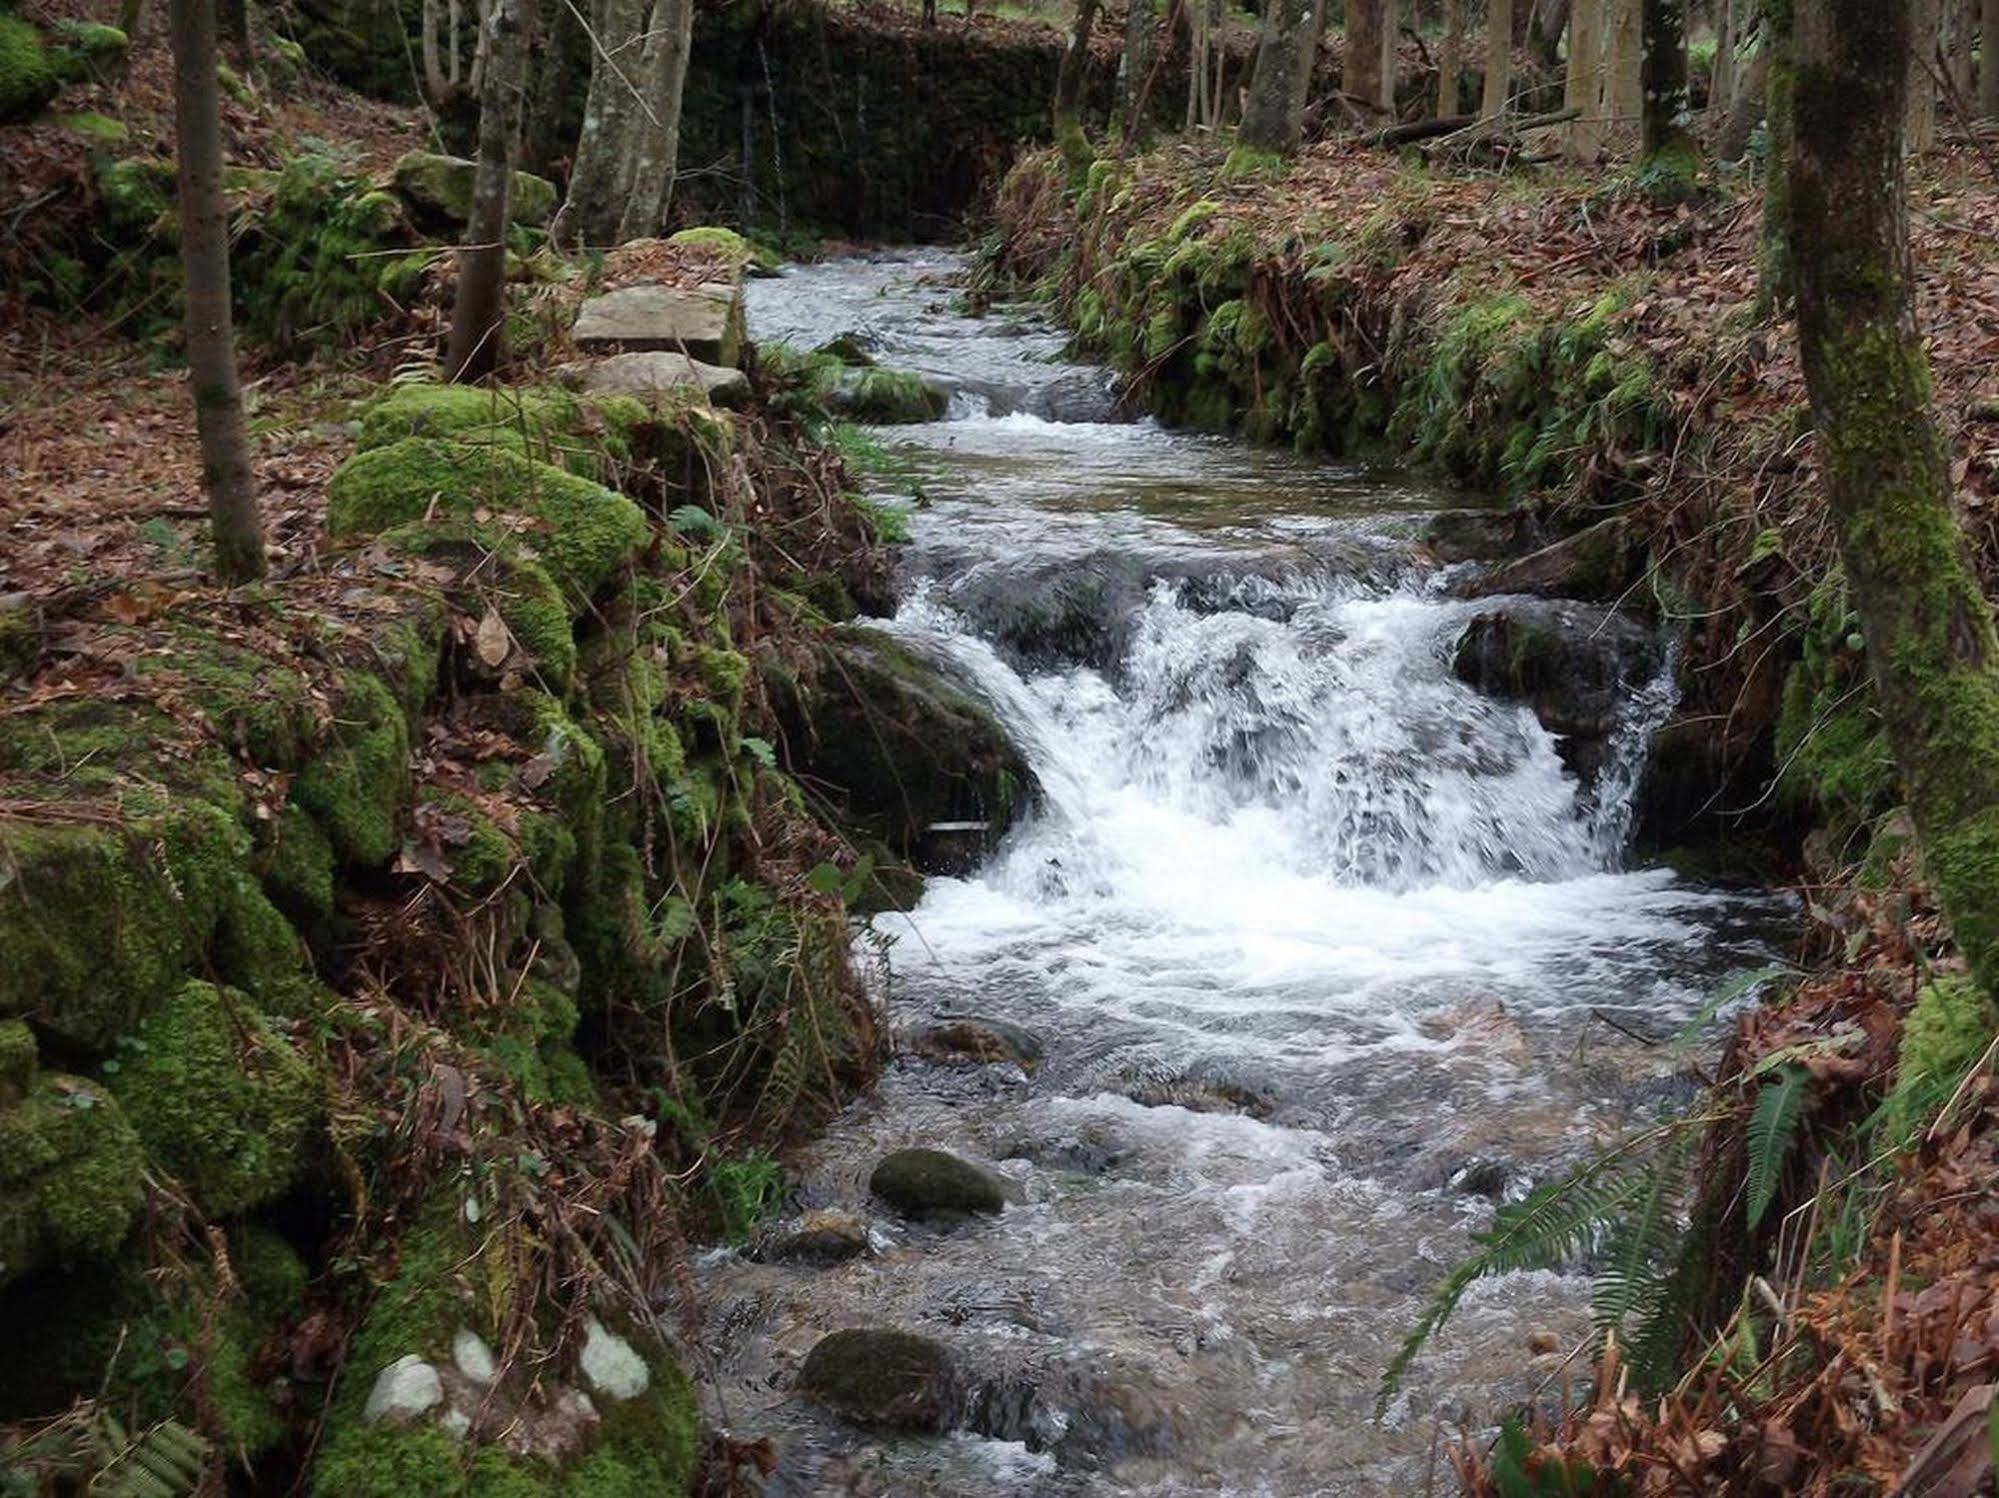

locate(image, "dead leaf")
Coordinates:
475 607 512 668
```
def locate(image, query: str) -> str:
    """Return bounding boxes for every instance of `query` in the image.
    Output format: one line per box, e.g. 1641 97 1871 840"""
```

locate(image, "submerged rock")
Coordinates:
752 1208 873 1264
797 1328 961 1431
870 1147 1018 1218
1425 506 1535 564
816 331 876 366
908 1015 1044 1072
1463 514 1645 602
572 282 746 368
390 150 557 228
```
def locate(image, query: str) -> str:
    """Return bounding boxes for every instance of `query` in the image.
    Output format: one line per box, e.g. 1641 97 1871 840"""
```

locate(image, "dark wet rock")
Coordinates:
1446 1156 1514 1200
1111 1063 1276 1120
1425 506 1539 564
1005 1129 1129 1177
1019 370 1124 424
869 1147 1018 1218
815 332 875 366
1462 514 1646 602
1045 1363 1187 1469
1452 600 1663 785
797 1328 961 1431
777 629 1037 875
751 1209 872 1264
936 553 1151 673
908 1015 1044 1072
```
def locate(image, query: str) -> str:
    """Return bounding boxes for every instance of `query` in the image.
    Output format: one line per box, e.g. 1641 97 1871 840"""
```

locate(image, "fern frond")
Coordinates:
1746 1066 1810 1230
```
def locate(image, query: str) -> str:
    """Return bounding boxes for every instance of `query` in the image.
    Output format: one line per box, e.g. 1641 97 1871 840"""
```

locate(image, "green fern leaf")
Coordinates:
1746 1066 1809 1230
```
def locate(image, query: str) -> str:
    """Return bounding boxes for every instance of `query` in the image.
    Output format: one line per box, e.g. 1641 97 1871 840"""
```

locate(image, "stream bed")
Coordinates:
699 252 1789 1495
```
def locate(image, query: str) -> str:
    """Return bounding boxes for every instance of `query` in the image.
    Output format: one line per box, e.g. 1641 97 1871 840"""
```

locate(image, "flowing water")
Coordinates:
705 252 1789 1495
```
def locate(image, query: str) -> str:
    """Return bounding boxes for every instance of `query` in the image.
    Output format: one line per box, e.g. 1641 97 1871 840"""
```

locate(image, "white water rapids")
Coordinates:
697 252 1789 1496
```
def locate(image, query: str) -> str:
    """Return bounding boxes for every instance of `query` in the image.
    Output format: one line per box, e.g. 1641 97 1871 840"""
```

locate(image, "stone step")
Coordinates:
580 350 749 408
572 282 745 368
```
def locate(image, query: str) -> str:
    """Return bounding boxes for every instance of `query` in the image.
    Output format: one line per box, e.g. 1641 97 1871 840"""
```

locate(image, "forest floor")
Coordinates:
992 126 1999 1493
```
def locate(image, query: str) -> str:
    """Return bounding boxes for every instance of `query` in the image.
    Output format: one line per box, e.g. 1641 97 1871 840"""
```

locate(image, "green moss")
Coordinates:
49 19 127 83
0 1073 143 1284
380 520 580 688
141 624 322 769
261 802 338 923
0 1018 34 1104
96 153 175 238
355 384 642 482
328 438 648 604
55 108 127 146
1774 570 1898 844
391 151 558 227
292 670 412 868
0 13 57 122
106 981 320 1217
1883 974 1997 1144
667 224 778 272
843 368 947 424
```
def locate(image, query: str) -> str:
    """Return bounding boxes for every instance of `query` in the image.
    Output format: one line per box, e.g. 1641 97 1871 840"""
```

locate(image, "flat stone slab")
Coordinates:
573 283 745 367
583 350 749 408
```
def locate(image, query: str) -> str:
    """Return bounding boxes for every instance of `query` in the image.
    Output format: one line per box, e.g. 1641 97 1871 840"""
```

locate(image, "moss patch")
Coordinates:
0 1073 144 1285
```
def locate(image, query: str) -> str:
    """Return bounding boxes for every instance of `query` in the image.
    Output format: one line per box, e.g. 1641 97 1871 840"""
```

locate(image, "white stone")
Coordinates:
362 1355 444 1424
583 351 750 408
452 1328 497 1385
438 1407 472 1441
578 1318 650 1402
573 283 744 366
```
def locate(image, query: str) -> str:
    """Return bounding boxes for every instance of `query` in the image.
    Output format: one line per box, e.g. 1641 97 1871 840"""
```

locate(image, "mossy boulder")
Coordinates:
49 18 128 83
869 1146 1017 1219
829 367 950 424
328 438 648 605
105 980 321 1217
1467 515 1646 603
0 13 57 123
0 1072 144 1285
797 1328 961 1431
354 383 649 482
291 669 416 869
667 224 778 274
391 150 559 228
782 630 1036 874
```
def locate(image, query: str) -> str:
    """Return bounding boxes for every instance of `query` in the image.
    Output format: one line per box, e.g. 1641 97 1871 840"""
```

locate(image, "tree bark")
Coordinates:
1241 0 1318 145
169 0 264 584
1439 0 1465 112
1712 0 1736 113
1907 0 1939 149
1116 0 1160 142
1792 0 1999 999
422 0 449 101
1982 0 1999 115
523 0 584 172
1640 0 1696 183
1054 0 1100 143
1345 0 1389 113
1565 0 1606 157
1529 0 1570 64
1484 0 1514 114
614 0 694 239
1605 0 1644 135
446 0 521 382
1719 42 1770 155
1759 0 1795 312
551 0 644 245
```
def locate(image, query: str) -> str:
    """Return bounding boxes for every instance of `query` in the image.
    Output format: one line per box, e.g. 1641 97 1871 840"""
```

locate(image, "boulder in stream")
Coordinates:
908 1015 1044 1072
797 1328 962 1431
870 1146 1018 1218
751 1208 873 1264
826 366 951 424
1461 514 1645 602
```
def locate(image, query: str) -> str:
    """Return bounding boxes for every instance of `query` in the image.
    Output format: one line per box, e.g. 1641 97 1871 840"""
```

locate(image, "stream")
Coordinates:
701 251 1790 1495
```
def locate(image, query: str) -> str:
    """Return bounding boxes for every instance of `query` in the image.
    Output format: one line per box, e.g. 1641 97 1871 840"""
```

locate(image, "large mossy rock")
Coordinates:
869 1146 1017 1218
797 1328 962 1431
827 367 950 424
0 14 58 122
572 283 746 368
1465 515 1646 602
390 150 558 228
0 1069 144 1286
781 630 1036 873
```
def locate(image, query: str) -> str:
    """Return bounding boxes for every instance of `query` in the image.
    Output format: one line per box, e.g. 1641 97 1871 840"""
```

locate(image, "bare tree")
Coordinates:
1605 0 1644 133
445 0 521 382
1438 0 1465 113
1791 0 1999 998
1641 0 1697 187
615 0 695 239
1566 0 1607 156
1116 0 1160 143
1759 0 1795 311
1241 0 1322 146
552 0 645 245
1346 0 1390 114
1907 0 1939 148
169 0 264 583
1484 0 1515 114
1712 0 1737 114
1053 0 1101 152
1983 0 1999 115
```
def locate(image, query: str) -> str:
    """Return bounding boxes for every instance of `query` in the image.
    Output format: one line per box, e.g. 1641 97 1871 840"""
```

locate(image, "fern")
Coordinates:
1745 1066 1809 1230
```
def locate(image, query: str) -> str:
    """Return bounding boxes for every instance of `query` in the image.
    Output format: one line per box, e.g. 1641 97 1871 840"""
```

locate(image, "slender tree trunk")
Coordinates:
523 0 583 172
1116 0 1160 142
1982 0 1999 115
552 0 644 244
1054 0 1100 142
1345 0 1388 112
1605 0 1643 135
169 0 264 584
1759 0 1795 312
1907 0 1939 148
446 0 520 382
1484 0 1514 113
1792 0 1999 999
1712 0 1736 113
615 0 694 239
119 0 148 41
1951 0 1976 101
1566 0 1606 156
1439 0 1465 112
1641 0 1696 184
1378 0 1398 113
1529 0 1569 64
1719 42 1770 155
448 0 463 84
422 0 449 101
1241 0 1316 144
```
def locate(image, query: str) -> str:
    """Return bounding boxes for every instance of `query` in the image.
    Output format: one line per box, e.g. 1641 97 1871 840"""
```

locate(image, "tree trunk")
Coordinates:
119 0 148 41
1982 0 1999 115
1719 41 1770 155
523 0 584 172
615 0 695 239
1641 0 1696 184
1379 0 1399 112
1529 0 1570 64
1606 0 1643 135
168 0 264 584
1439 0 1465 112
1759 0 1795 312
448 0 463 84
1950 0 1975 101
1907 0 1939 149
1484 0 1514 114
446 0 521 382
1712 0 1736 113
1792 0 1999 999
1566 0 1606 156
1345 0 1388 113
216 0 248 55
1054 0 1100 143
1116 0 1160 142
1241 0 1317 145
551 0 645 244
422 0 449 101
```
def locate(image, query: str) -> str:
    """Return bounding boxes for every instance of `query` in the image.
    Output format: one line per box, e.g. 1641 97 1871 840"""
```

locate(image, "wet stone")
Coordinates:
751 1208 873 1264
869 1147 1018 1219
797 1328 961 1432
908 1015 1044 1072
